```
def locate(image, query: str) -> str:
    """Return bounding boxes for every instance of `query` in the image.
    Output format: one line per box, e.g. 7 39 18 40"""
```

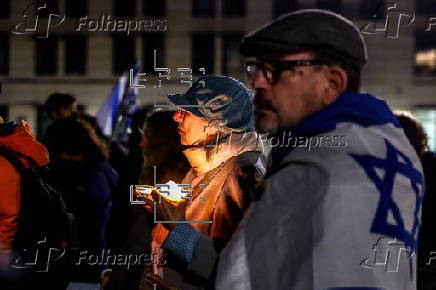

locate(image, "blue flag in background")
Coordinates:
96 75 126 137
96 65 140 144
112 65 141 145
105 64 141 145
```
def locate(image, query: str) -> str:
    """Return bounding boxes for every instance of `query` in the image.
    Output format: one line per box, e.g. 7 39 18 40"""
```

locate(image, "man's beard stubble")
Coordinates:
253 92 281 135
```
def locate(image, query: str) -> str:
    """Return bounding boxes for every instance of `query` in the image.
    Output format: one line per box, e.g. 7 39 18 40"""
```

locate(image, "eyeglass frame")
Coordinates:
245 59 331 85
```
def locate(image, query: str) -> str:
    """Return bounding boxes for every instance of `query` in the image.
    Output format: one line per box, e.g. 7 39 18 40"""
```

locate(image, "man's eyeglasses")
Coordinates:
245 59 330 84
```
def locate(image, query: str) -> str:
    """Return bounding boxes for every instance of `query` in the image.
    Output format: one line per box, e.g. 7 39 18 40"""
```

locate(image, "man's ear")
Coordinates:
322 64 347 106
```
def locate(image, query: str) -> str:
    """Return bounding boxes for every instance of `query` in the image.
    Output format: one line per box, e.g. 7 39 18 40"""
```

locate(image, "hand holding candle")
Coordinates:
134 181 189 228
150 190 187 230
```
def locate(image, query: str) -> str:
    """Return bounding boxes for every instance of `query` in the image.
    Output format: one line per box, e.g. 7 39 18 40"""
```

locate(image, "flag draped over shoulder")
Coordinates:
216 92 424 290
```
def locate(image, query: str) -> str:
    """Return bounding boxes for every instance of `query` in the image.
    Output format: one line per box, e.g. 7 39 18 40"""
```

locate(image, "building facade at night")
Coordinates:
0 0 435 147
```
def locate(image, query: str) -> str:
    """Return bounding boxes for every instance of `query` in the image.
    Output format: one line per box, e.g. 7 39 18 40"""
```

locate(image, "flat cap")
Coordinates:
240 9 368 70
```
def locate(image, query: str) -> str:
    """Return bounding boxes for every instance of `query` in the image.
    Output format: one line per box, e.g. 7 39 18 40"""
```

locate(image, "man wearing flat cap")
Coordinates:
216 9 424 290
150 10 423 290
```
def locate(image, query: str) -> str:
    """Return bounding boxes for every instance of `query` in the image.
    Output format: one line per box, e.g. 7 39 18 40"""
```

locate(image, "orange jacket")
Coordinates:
0 121 49 254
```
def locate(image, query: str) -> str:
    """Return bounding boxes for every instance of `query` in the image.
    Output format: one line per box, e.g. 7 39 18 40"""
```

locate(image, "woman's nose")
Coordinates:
173 110 184 122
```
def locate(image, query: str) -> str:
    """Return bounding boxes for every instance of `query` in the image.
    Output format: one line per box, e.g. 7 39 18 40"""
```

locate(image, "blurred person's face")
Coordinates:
173 110 219 146
248 52 346 134
51 104 75 120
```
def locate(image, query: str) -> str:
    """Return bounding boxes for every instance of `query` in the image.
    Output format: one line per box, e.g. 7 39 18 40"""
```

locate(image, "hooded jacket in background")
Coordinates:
0 121 49 254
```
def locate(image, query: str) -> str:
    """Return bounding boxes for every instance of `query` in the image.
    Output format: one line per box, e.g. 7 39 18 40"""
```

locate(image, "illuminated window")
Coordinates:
273 0 297 19
317 0 342 14
65 35 87 75
192 33 214 74
0 34 9 75
223 0 245 17
413 109 436 151
414 32 436 76
222 33 243 76
193 0 215 17
112 35 136 75
0 0 10 18
415 50 436 74
36 37 57 75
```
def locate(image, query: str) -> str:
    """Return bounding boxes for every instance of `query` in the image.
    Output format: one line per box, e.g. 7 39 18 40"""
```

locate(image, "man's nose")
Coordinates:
251 69 270 90
173 110 184 122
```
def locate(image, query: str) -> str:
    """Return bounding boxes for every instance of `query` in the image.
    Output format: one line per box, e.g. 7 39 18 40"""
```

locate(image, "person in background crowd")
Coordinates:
139 110 191 186
0 70 71 289
43 118 118 290
147 75 266 289
0 119 48 269
394 110 436 290
0 116 71 289
394 111 428 156
106 108 150 251
44 93 77 121
103 110 190 290
43 93 105 141
76 103 106 140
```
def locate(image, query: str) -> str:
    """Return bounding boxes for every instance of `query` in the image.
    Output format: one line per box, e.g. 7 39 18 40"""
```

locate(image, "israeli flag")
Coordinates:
96 64 140 141
96 75 126 138
111 64 141 144
216 92 424 290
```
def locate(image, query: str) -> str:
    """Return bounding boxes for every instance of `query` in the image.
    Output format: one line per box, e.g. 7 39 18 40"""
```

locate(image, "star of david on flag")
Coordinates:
350 139 424 252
